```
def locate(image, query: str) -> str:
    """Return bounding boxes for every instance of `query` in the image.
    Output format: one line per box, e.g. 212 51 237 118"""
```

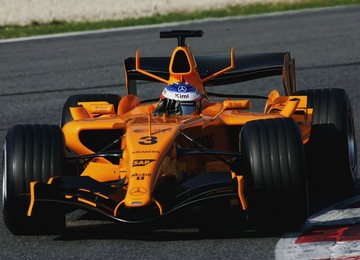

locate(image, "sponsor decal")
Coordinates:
93 106 108 110
132 159 156 167
129 187 147 196
132 150 160 154
131 173 152 180
175 93 189 99
152 128 172 134
133 129 148 133
178 85 187 92
133 128 172 134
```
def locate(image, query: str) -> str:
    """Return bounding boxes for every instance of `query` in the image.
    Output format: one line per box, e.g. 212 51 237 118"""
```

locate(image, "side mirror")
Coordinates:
222 100 251 110
211 100 251 121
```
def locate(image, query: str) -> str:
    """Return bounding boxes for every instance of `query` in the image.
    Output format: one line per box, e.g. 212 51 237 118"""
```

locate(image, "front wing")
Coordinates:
28 172 244 223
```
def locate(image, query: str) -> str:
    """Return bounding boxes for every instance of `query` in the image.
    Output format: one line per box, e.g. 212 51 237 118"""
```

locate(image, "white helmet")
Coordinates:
154 82 201 115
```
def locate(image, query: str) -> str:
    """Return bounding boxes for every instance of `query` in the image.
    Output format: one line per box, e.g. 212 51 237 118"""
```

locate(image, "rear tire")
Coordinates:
240 118 308 232
60 94 121 127
2 125 66 235
296 88 357 196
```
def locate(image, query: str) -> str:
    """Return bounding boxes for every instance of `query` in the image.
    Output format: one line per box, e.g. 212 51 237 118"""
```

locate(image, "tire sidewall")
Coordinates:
2 125 65 234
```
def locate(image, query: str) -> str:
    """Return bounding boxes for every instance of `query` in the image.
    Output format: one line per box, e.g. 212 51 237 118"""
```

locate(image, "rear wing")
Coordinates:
124 52 296 96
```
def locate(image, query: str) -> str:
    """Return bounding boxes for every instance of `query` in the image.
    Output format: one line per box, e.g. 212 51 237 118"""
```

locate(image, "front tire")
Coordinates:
2 125 66 234
241 118 308 232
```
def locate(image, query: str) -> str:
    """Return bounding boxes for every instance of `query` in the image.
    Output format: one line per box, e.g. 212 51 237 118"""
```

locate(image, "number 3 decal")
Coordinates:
138 136 158 145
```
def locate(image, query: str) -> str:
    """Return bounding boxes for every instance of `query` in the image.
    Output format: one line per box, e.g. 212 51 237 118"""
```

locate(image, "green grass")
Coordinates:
1 0 360 39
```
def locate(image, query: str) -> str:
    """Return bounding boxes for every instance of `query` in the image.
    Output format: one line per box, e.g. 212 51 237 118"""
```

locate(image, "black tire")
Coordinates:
296 88 357 195
2 125 66 235
240 118 308 232
60 94 121 127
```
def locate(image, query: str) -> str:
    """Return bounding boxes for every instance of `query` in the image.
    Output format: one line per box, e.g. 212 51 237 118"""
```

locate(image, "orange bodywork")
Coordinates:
28 30 313 221
60 43 312 210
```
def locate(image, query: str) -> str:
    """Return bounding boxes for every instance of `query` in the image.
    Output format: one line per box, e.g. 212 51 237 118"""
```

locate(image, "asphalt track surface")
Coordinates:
0 5 360 260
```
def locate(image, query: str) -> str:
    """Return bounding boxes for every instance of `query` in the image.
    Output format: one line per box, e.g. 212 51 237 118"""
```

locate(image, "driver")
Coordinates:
153 82 202 116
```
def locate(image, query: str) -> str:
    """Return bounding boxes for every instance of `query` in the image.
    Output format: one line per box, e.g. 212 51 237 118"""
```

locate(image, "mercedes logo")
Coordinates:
178 85 187 92
129 187 147 196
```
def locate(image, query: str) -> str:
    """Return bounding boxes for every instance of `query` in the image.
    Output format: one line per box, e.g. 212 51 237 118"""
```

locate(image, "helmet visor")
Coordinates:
180 102 198 115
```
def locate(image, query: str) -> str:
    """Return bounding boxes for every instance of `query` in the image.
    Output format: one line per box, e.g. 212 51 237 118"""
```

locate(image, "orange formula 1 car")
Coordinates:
3 30 357 235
